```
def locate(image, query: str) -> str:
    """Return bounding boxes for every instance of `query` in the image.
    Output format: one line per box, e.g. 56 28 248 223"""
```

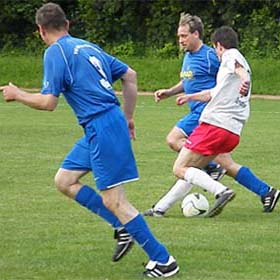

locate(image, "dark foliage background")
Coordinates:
0 0 280 58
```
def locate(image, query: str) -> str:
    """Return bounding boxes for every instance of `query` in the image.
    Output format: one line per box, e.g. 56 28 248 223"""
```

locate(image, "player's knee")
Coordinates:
173 168 180 179
54 172 69 194
173 164 182 179
167 134 186 152
166 135 177 151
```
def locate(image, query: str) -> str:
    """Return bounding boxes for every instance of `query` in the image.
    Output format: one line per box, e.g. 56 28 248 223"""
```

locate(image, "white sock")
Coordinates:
154 179 193 212
184 167 227 197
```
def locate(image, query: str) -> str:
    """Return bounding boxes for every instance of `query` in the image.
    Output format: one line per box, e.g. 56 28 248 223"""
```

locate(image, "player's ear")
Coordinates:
193 30 199 38
217 42 225 53
37 25 45 36
66 20 70 30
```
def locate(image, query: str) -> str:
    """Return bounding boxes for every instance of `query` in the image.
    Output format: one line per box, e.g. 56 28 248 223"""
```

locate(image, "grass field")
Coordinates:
0 95 279 280
1 54 280 95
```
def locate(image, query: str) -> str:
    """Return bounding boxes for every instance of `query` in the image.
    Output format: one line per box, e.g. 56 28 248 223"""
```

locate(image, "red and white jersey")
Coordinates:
200 48 251 135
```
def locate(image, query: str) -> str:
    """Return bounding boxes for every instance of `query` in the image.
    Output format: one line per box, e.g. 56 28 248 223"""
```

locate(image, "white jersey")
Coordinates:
200 48 251 135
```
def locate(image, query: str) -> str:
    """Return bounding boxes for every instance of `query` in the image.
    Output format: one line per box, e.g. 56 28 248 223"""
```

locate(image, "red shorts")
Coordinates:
185 123 240 156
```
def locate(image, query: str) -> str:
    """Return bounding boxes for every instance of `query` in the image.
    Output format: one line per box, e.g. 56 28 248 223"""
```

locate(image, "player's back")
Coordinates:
47 35 125 125
200 48 251 135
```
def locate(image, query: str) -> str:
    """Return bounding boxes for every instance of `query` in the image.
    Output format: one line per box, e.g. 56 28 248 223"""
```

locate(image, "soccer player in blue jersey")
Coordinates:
143 13 279 217
0 3 179 278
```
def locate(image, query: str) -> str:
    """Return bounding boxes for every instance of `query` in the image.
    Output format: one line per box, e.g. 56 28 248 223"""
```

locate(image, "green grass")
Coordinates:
1 53 280 94
0 54 43 88
0 95 279 280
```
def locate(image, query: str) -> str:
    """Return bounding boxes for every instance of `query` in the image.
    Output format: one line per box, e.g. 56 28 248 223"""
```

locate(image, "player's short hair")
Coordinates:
36 2 67 31
179 13 204 38
211 26 239 49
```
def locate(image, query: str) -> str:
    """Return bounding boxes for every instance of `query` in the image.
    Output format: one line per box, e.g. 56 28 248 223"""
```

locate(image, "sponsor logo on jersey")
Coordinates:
180 70 194 80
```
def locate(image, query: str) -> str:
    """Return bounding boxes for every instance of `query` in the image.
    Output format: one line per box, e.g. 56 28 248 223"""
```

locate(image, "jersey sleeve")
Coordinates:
41 45 67 96
103 52 128 82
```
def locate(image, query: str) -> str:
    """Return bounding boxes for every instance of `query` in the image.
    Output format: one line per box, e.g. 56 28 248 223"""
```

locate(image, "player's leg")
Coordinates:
215 153 280 212
55 136 131 262
143 126 192 217
173 123 241 217
143 179 193 217
175 114 226 180
55 168 121 225
143 115 224 217
55 168 133 261
166 126 187 152
83 107 178 275
173 147 224 194
173 147 235 217
101 184 179 277
55 137 121 225
91 108 178 276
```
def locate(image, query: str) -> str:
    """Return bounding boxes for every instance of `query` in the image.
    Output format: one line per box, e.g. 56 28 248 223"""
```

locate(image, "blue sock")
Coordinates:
235 166 270 196
75 185 121 228
124 214 169 263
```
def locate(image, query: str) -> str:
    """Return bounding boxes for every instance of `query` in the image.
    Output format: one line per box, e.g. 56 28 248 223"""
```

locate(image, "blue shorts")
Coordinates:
61 106 139 190
176 111 201 137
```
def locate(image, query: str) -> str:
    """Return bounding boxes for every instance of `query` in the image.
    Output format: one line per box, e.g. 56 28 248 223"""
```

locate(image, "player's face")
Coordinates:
177 25 200 52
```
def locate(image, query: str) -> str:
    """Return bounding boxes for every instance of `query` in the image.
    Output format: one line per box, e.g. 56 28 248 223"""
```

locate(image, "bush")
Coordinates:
1 1 280 59
239 6 280 58
107 40 137 57
155 42 179 59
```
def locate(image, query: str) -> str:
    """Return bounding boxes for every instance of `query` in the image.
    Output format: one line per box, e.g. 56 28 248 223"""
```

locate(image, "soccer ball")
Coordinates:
181 193 209 217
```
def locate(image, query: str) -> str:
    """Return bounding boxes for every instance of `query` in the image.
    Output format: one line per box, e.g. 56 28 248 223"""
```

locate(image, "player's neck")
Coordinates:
191 40 203 53
48 31 69 45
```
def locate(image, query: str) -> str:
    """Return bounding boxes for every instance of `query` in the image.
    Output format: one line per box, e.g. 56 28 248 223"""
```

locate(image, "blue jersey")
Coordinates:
41 34 128 126
180 44 219 114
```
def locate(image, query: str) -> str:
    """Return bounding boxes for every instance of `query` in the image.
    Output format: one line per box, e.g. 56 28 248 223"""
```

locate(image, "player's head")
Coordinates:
177 13 204 52
36 2 69 45
211 26 239 59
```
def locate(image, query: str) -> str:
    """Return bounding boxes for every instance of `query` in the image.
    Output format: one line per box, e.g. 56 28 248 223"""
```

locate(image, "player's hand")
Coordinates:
154 89 170 103
176 94 189 105
239 80 250 96
127 118 136 140
0 82 20 102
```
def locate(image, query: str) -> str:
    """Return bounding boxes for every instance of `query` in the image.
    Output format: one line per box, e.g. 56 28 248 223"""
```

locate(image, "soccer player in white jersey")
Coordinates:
0 3 179 277
173 26 256 217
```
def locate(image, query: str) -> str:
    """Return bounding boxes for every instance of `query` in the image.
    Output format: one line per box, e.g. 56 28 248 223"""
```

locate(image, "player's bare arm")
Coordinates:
0 82 58 111
121 67 137 140
235 60 250 96
176 89 211 105
154 81 184 102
